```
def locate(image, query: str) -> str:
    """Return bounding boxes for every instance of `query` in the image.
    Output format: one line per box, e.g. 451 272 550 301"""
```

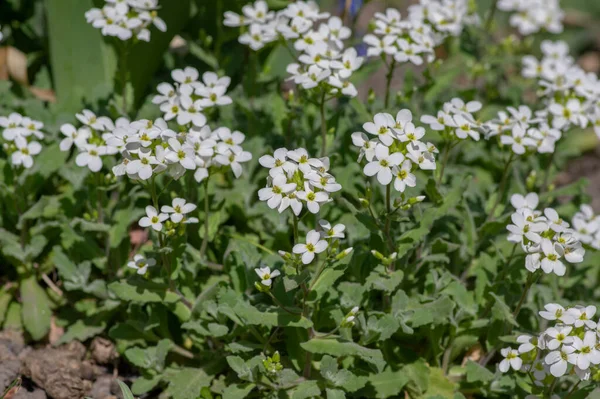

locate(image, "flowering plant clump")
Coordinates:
85 0 167 41
500 303 600 392
3 0 600 398
0 113 45 169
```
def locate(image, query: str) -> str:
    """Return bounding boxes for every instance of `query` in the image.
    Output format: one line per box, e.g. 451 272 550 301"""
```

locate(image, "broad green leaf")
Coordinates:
222 383 256 399
408 296 455 328
124 339 173 372
108 278 181 304
4 302 22 330
131 375 163 396
489 293 518 327
365 265 404 293
291 380 321 399
361 368 410 398
421 367 456 398
326 388 346 399
164 368 213 399
56 318 107 345
465 360 494 383
301 339 386 372
20 276 52 340
0 289 12 326
45 0 115 111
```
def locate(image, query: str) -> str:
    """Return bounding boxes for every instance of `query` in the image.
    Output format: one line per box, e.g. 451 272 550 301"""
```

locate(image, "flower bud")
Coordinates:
254 281 271 293
371 250 385 260
336 247 353 260
359 198 370 208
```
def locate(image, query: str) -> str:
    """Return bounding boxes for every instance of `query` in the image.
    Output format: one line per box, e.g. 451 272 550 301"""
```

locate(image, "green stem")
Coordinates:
484 0 499 32
149 178 174 290
541 151 556 192
384 59 396 109
437 141 452 184
119 41 130 117
200 178 210 259
292 213 299 244
564 380 581 399
513 272 538 319
268 292 301 315
486 152 515 223
319 90 328 157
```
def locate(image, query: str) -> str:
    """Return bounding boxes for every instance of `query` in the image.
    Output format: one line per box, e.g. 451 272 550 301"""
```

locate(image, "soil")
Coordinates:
0 330 125 399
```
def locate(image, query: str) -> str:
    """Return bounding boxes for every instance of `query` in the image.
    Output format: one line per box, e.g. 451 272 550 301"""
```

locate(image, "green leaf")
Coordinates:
45 0 115 111
291 380 321 399
326 388 346 399
131 375 163 396
20 276 51 340
56 318 107 345
421 367 456 398
396 178 469 259
362 368 410 398
301 339 385 372
108 278 181 304
465 360 494 383
117 381 135 399
489 293 518 327
24 144 69 179
365 265 404 293
124 339 173 372
408 296 455 328
3 302 22 330
226 356 260 381
164 368 213 399
221 383 256 399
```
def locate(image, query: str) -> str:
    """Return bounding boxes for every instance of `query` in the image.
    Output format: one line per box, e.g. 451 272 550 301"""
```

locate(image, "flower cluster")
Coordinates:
0 113 45 169
571 204 600 250
500 302 600 384
484 105 562 155
152 68 232 128
421 98 484 141
364 1 478 65
59 110 120 172
497 0 563 35
85 0 167 42
506 192 586 276
352 109 437 189
522 40 599 139
224 1 363 97
258 148 341 215
138 197 198 233
109 119 251 183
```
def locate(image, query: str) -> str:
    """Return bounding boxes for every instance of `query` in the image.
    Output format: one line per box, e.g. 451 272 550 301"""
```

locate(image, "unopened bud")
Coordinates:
371 250 385 261
336 247 353 260
254 281 271 293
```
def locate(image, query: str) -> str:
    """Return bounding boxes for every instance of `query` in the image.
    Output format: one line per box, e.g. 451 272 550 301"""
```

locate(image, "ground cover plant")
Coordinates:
1 0 600 398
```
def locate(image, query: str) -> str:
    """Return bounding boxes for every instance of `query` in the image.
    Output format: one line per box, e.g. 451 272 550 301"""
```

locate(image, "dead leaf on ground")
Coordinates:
6 46 28 86
49 316 65 345
461 344 482 366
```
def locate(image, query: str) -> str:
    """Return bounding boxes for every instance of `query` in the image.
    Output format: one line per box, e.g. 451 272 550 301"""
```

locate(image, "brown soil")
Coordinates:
0 330 125 399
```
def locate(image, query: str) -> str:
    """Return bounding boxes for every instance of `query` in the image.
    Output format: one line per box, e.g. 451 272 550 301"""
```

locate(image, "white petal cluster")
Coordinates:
108 119 251 182
85 0 167 42
421 98 484 141
500 302 600 383
484 105 561 155
521 40 600 140
255 266 281 287
506 192 586 277
364 1 479 65
258 148 340 216
497 0 563 35
127 254 156 275
152 68 232 128
224 1 363 97
59 110 123 172
139 200 198 233
353 109 437 188
0 113 44 169
571 204 600 250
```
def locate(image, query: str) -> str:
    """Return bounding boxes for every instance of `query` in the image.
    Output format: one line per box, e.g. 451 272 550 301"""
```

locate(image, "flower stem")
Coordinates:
484 0 499 32
486 152 515 223
319 90 327 157
199 178 210 260
437 141 452 184
149 177 174 290
119 41 130 117
384 59 396 109
564 381 581 399
512 272 538 319
268 292 301 315
292 213 299 244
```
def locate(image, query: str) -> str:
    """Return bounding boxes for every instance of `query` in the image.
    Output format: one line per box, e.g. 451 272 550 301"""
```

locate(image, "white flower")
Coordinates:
545 326 573 350
255 266 281 287
351 132 377 162
76 144 106 172
127 254 156 275
11 138 42 169
59 124 91 151
499 348 522 372
297 182 329 214
566 306 597 329
545 346 575 377
506 211 546 243
363 144 404 185
258 174 296 210
166 138 196 170
540 239 565 276
549 99 587 129
139 205 168 231
214 149 252 178
570 331 600 370
126 150 157 180
392 160 416 192
539 303 574 324
511 193 539 212
363 113 396 146
161 198 197 223
501 125 535 154
319 220 345 239
293 230 328 264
